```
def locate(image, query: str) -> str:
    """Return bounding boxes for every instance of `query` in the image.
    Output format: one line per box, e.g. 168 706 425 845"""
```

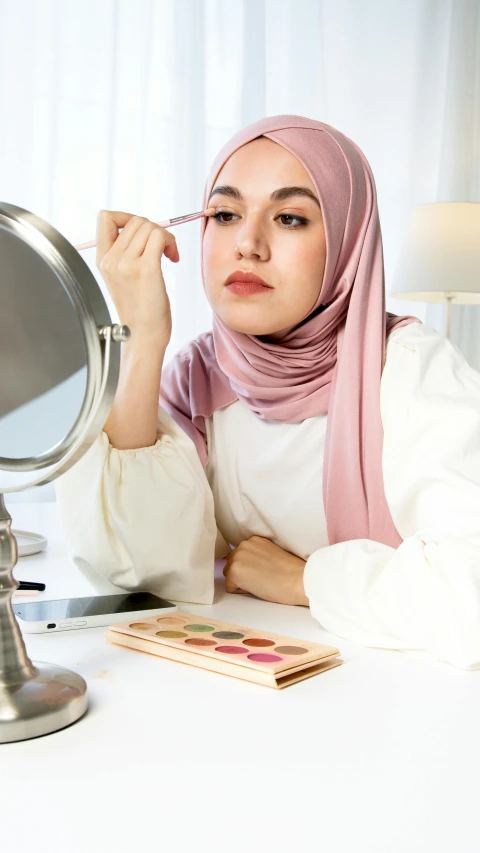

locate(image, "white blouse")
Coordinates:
55 320 480 669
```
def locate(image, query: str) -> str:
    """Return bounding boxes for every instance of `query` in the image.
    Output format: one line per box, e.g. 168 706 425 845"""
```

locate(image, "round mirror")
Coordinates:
0 222 88 462
0 201 130 743
0 202 124 491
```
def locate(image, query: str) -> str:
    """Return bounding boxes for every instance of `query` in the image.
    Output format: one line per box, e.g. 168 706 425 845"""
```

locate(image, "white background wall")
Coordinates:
1 0 479 504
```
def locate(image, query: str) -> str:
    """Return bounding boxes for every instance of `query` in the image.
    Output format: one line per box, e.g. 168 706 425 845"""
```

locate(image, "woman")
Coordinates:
56 115 480 669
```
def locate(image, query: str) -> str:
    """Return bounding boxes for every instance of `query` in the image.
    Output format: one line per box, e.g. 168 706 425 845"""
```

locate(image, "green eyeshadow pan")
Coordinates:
156 630 188 638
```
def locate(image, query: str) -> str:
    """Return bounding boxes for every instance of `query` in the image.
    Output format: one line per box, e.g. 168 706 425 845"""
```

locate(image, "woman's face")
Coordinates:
203 136 326 341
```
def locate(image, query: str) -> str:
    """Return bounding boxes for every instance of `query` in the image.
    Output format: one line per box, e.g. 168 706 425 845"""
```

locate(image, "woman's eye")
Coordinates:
212 211 308 228
212 211 237 224
278 214 308 228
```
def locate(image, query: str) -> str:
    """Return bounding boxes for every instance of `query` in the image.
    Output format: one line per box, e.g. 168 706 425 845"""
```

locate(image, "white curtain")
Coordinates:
1 0 479 501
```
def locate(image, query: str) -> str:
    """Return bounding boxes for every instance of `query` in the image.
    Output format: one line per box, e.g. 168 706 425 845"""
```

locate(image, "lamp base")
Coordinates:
0 661 87 743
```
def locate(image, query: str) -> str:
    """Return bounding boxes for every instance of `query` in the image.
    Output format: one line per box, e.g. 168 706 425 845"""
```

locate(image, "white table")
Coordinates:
3 501 480 853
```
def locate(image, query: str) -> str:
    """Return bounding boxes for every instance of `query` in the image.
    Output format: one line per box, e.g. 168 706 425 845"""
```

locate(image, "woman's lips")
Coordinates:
225 282 273 296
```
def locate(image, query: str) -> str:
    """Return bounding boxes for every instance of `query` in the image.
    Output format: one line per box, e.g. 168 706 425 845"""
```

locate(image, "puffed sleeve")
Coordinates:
55 403 220 604
303 322 480 670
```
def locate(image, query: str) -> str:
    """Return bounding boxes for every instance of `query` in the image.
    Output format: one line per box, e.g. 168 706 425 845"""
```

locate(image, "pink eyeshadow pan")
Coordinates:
247 653 283 663
215 645 248 655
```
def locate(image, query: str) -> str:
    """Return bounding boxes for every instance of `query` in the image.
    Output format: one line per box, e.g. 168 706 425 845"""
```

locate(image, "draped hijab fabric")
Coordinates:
159 115 422 548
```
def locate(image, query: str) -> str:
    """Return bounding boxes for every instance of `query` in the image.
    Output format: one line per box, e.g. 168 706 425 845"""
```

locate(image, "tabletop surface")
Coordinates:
3 501 479 853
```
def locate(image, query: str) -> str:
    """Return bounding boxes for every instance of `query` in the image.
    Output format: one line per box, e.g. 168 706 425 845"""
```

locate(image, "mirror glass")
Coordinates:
0 224 88 461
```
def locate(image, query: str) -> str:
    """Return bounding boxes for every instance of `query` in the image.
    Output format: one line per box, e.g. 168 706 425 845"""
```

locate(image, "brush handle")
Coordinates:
74 207 216 252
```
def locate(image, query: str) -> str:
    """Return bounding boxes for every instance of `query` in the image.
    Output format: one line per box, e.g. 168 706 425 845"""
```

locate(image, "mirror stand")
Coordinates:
0 202 131 743
0 493 88 742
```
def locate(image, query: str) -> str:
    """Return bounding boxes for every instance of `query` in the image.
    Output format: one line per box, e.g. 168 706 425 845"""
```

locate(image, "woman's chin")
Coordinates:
222 319 279 336
214 308 279 336
220 312 293 339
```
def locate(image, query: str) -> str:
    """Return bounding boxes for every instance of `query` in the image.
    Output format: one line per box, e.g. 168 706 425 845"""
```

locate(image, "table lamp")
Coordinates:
389 202 480 339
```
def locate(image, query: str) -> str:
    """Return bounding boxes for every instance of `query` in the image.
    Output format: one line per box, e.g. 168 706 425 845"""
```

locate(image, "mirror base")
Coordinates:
0 662 88 743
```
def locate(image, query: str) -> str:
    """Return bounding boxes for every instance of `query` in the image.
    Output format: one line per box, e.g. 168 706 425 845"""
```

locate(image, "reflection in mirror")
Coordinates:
0 226 87 460
0 368 87 458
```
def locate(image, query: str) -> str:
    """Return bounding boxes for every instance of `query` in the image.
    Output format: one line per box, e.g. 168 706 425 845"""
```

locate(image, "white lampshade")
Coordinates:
390 202 480 303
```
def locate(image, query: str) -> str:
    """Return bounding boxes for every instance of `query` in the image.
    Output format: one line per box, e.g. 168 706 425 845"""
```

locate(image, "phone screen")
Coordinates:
14 591 174 622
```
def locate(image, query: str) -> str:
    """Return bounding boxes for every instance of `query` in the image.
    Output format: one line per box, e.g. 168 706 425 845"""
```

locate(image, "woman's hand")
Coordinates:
223 535 309 606
96 210 180 347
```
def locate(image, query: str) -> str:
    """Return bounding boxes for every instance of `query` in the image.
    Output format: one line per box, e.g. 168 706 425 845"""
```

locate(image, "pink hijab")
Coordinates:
159 115 422 549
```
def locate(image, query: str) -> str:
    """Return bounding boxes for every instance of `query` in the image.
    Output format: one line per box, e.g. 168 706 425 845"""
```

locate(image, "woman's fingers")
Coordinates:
96 210 134 268
127 219 178 262
223 559 245 594
96 210 179 267
143 227 179 267
94 208 177 345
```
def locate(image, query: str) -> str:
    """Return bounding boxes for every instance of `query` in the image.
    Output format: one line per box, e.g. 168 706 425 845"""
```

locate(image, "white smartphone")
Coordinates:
14 591 177 633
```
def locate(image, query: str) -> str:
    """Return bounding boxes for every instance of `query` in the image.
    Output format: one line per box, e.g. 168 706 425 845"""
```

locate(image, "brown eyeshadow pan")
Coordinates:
242 638 276 647
274 645 308 655
184 638 217 646
156 616 186 624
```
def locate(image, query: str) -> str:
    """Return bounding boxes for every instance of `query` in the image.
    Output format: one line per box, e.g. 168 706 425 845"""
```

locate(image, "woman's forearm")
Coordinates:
94 209 180 449
103 337 167 449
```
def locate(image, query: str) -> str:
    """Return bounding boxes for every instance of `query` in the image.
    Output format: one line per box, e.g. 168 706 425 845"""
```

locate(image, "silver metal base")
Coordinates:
0 661 88 743
0 493 88 743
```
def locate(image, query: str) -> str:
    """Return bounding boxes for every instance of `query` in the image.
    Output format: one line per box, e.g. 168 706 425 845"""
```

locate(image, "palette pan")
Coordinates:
105 611 342 689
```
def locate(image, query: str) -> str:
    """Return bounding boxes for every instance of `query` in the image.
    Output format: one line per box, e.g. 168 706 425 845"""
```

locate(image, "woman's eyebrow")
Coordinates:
208 184 321 209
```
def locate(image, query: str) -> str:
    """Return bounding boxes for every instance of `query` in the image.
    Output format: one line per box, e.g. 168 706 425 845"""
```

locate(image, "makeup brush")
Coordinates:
74 207 217 252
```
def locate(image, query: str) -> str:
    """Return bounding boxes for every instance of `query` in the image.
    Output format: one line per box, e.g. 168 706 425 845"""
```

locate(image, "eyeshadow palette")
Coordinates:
105 611 342 689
